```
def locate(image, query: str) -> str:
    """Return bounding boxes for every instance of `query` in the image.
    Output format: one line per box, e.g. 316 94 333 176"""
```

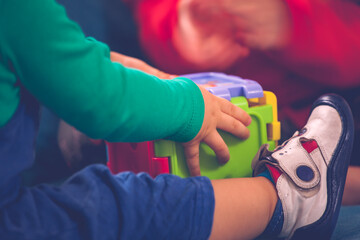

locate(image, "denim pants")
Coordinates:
0 88 214 239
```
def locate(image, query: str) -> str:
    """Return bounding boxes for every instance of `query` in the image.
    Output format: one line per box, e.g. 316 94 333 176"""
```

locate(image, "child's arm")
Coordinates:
0 0 251 175
1 0 203 143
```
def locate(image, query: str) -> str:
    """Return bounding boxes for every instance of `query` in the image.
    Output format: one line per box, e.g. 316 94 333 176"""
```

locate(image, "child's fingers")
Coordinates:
204 131 230 164
218 114 250 139
218 97 251 126
183 142 201 176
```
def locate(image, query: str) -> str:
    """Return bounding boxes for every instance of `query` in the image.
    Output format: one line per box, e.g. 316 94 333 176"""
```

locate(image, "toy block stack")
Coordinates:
106 72 280 179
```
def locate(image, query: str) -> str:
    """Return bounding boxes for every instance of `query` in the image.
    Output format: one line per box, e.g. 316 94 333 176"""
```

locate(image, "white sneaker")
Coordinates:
252 94 354 239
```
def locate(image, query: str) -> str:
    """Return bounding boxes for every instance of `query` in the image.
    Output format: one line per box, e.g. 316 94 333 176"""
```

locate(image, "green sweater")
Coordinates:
0 0 204 142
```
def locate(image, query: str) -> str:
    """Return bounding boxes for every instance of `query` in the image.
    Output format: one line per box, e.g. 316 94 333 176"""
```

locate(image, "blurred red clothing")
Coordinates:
127 0 360 127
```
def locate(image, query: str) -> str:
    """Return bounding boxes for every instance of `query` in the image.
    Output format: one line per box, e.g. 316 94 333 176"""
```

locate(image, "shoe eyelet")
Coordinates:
298 128 307 136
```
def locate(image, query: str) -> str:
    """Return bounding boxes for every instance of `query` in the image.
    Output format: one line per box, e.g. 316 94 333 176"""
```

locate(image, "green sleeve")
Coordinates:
0 0 204 142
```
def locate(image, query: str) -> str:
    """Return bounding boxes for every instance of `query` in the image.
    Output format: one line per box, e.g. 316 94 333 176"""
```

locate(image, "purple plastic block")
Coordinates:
181 72 263 100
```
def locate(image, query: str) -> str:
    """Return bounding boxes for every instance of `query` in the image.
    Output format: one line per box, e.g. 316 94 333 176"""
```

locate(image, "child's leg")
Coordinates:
210 177 277 239
208 94 354 240
343 166 360 205
0 95 352 240
251 94 354 239
0 166 216 240
210 94 354 240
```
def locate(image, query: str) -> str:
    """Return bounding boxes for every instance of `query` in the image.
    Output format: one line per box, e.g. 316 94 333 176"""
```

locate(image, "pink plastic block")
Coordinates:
152 157 170 175
106 141 170 177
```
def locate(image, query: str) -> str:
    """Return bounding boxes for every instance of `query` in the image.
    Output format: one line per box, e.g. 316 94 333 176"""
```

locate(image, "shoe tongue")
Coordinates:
251 144 274 175
263 155 278 164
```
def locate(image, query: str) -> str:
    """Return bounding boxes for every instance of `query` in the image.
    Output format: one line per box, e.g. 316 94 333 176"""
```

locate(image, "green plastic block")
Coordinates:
154 96 276 179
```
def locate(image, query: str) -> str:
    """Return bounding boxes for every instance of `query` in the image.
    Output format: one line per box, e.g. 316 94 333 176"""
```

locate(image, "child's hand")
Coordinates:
183 86 251 176
220 0 291 50
178 0 290 56
175 0 250 70
110 52 177 79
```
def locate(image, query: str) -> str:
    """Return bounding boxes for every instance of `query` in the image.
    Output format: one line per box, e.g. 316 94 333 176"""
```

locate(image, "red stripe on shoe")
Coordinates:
266 164 282 183
301 140 319 153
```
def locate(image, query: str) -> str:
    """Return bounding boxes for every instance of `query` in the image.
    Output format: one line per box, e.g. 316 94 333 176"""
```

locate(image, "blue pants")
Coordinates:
1 166 214 239
0 89 214 239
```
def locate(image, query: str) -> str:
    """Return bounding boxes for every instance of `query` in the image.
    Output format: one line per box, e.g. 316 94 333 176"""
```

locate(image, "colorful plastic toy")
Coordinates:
106 72 280 179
